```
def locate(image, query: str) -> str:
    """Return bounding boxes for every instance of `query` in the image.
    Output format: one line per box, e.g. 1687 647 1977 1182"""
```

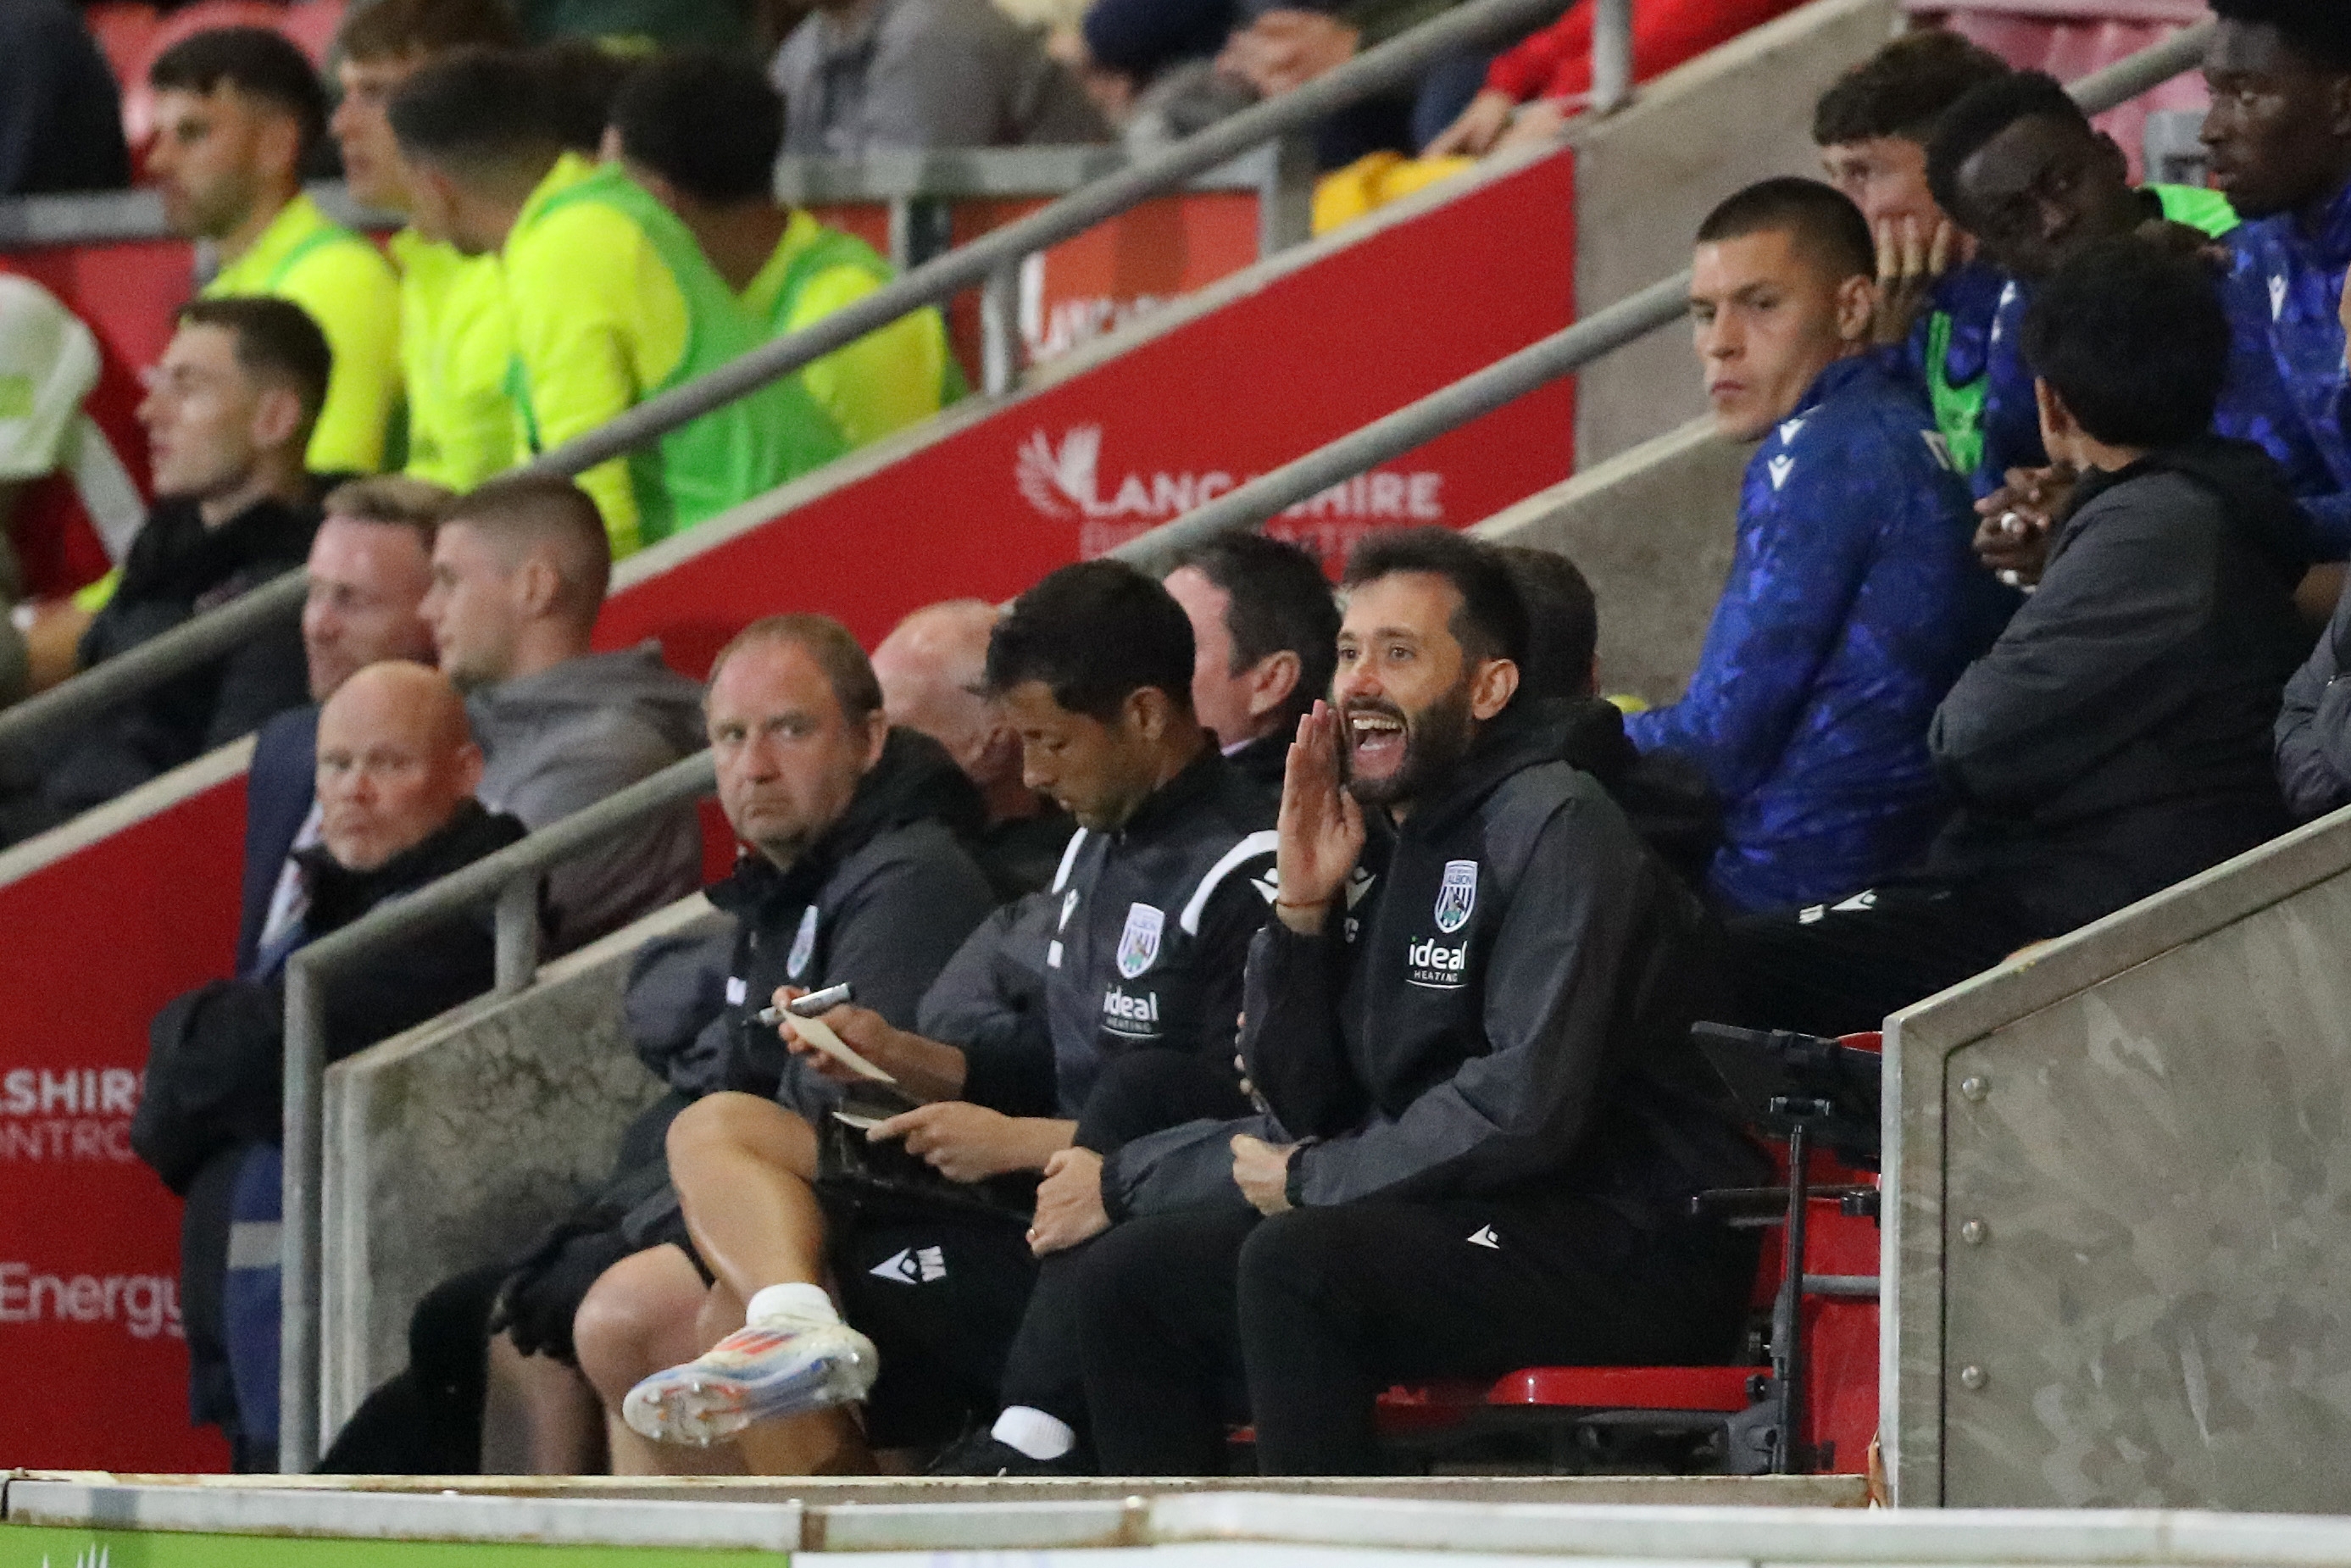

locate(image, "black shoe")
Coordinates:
925 1429 1079 1476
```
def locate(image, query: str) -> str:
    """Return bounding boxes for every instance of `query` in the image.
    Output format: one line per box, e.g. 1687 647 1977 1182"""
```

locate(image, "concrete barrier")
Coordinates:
318 896 720 1433
1885 805 2351 1510
1473 414 1748 706
1571 0 1902 469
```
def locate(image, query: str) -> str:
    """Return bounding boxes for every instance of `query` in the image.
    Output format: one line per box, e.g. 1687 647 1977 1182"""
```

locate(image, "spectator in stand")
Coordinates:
2202 0 2351 563
1159 531 1338 800
872 598 1073 899
2278 265 2351 819
390 50 842 558
424 474 707 951
1426 0 1796 158
515 0 759 58
330 0 528 494
610 565 1276 1476
1057 529 1765 1476
770 0 1108 156
1795 31 2015 479
1925 72 2237 542
1495 544 1721 892
1734 240 2311 1037
240 476 446 979
134 660 525 1471
608 53 966 452
0 0 132 195
1623 179 2013 912
0 298 328 846
150 28 401 477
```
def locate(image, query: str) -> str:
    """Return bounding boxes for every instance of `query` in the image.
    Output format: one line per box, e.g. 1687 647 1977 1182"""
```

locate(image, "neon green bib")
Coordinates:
764 221 971 409
2150 183 2240 239
509 165 848 547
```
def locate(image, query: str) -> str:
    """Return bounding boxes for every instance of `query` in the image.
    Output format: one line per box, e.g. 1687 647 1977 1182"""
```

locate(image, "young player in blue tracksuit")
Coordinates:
2200 0 2351 559
1626 351 2013 912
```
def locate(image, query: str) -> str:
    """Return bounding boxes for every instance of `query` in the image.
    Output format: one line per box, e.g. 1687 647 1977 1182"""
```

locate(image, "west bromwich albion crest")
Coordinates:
786 905 819 979
1434 859 1479 934
1115 902 1164 979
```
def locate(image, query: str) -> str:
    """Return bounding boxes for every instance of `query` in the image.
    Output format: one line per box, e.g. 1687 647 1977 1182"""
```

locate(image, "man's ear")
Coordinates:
513 550 562 619
1469 657 1519 721
1834 272 1876 344
1244 649 1301 721
2034 376 2078 452
2093 131 2130 183
860 711 889 769
256 108 306 185
249 384 307 455
1126 684 1176 743
453 741 486 799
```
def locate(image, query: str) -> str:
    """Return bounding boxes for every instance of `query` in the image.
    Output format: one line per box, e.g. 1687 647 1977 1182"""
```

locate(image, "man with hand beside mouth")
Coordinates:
1056 528 1765 1476
1623 176 2015 912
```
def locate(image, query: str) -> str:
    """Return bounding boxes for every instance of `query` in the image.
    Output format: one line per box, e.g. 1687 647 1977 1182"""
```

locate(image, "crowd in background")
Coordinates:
0 0 2348 1487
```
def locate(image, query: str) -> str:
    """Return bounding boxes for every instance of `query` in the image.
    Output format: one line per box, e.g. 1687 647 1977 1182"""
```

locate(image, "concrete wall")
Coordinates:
1885 807 2351 1511
1473 415 1747 706
320 897 723 1433
1571 0 1902 468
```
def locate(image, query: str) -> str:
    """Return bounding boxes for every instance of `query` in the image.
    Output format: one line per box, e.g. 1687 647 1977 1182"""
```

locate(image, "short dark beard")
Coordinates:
1344 676 1476 809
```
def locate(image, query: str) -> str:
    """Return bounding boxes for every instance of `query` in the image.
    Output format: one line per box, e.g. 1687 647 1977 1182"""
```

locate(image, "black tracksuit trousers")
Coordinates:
1072 1191 1759 1475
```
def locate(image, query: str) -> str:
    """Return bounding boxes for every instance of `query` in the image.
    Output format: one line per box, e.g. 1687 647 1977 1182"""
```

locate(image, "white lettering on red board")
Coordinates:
0 1067 141 1163
0 1262 181 1339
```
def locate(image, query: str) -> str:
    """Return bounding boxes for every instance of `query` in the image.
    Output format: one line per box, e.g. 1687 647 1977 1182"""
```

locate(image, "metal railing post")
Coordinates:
980 257 1026 397
1590 0 1634 115
279 955 327 1471
493 874 541 996
1259 132 1320 257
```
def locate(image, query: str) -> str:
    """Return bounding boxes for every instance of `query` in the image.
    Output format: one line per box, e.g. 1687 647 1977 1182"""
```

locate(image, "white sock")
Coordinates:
744 1282 839 1332
992 1404 1075 1461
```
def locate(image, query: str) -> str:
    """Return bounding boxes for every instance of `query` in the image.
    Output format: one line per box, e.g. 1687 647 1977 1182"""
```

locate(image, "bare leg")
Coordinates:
694 1282 871 1476
481 1332 606 1475
664 1091 825 1298
576 1245 744 1476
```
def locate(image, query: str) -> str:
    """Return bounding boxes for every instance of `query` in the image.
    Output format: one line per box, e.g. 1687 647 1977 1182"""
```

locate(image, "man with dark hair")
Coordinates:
1495 544 1721 891
389 50 843 558
416 473 708 949
607 52 963 451
1813 29 2014 473
240 475 447 978
2198 0 2351 563
1925 70 2237 500
1735 238 2310 1037
1160 531 1339 798
607 562 1276 1476
0 298 330 842
330 0 527 494
152 28 400 477
1042 526 1763 1476
1626 178 2012 912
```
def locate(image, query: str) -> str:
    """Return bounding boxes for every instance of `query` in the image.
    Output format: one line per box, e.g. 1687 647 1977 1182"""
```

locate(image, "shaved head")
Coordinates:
873 599 1023 798
315 660 483 870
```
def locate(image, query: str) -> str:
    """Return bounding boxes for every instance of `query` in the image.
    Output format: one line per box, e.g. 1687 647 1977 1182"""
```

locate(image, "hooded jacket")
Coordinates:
1103 703 1765 1222
134 799 525 1196
1928 436 2312 935
1548 695 1720 892
469 642 708 952
659 728 997 1106
31 494 315 824
1624 354 2016 913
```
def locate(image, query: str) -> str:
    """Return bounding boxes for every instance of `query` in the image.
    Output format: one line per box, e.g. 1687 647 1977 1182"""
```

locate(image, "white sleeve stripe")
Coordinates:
1179 829 1280 935
1048 827 1090 894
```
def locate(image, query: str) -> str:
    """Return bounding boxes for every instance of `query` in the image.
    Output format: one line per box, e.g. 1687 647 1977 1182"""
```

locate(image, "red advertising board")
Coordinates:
0 147 1576 1470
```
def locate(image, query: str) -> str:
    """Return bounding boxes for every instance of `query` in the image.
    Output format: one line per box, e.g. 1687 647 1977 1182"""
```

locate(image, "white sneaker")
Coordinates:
621 1318 878 1446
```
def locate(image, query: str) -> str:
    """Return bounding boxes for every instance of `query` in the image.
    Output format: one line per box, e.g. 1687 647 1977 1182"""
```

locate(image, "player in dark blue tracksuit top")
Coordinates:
2200 0 2351 559
1626 351 2013 913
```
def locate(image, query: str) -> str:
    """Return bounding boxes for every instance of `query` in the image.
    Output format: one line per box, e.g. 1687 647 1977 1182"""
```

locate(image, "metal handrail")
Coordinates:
273 13 2215 1469
0 0 1573 761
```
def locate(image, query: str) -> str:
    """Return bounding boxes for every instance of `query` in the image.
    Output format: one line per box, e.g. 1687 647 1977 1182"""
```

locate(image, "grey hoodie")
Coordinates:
470 642 707 952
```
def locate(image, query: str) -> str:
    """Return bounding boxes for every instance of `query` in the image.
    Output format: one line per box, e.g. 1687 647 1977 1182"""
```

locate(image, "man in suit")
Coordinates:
236 476 443 976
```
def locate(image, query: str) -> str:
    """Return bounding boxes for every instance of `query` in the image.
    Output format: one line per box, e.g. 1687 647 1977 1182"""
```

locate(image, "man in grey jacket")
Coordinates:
1047 529 1764 1476
1737 240 2312 1038
423 473 705 950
